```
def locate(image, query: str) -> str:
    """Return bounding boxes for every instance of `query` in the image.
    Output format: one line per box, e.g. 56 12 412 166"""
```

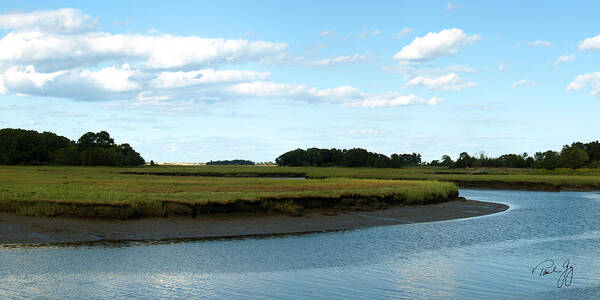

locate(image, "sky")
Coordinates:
1 1 600 163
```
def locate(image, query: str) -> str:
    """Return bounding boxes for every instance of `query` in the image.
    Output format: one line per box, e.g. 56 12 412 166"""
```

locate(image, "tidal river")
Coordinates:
1 189 600 299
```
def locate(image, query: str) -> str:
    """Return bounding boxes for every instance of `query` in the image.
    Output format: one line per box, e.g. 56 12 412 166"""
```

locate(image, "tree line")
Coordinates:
276 141 600 169
206 159 255 165
0 128 145 166
275 148 422 168
432 141 600 169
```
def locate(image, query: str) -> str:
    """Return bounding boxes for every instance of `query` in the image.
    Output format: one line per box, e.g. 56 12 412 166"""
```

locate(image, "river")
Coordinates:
1 189 600 298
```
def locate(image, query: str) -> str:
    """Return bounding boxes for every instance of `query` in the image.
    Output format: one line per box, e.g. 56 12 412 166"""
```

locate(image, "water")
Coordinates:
1 189 600 299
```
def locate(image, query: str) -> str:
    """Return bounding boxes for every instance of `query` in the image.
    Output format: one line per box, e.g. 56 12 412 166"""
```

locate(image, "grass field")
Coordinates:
122 165 600 190
0 166 458 219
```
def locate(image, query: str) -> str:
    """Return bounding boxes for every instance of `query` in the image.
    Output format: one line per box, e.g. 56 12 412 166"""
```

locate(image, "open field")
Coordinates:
122 165 600 190
0 166 458 219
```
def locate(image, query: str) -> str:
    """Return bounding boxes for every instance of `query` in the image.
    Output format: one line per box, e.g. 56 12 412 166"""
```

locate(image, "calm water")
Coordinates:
1 189 600 299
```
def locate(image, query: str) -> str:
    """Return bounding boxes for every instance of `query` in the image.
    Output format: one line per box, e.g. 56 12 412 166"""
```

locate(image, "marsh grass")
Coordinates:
121 165 600 189
0 166 458 219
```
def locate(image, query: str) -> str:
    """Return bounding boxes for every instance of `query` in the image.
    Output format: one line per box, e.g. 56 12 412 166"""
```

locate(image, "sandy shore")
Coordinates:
0 199 508 246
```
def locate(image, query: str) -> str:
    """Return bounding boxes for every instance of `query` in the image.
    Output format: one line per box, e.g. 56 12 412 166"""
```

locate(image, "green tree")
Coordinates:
535 151 561 169
561 146 589 169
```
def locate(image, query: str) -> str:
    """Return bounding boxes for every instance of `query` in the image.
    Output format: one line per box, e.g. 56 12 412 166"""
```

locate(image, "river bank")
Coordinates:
0 199 507 245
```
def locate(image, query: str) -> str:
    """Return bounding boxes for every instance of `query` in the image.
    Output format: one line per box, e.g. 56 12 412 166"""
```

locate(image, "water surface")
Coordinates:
1 189 599 298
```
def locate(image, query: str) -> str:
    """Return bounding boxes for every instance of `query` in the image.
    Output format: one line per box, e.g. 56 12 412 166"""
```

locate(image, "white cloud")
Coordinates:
0 75 5 94
579 34 600 51
567 71 600 96
553 54 575 66
383 63 476 79
498 61 506 72
137 91 170 102
79 65 140 92
3 66 65 89
0 31 288 71
445 2 463 10
0 8 97 33
406 73 477 91
2 65 140 99
318 30 335 37
0 9 445 109
392 28 414 39
225 81 361 102
393 28 481 61
152 69 270 89
511 78 536 88
528 40 554 48
357 30 381 38
224 81 442 108
345 94 443 108
309 53 368 67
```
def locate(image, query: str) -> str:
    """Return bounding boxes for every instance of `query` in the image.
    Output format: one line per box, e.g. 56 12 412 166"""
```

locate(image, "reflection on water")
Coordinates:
1 189 600 298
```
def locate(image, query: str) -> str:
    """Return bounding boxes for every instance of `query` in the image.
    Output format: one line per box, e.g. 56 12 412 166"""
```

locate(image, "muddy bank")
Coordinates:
0 199 507 246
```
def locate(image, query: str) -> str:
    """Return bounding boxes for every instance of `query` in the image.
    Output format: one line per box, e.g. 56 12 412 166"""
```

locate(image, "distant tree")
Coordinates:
454 152 474 168
441 155 454 167
0 128 144 166
206 159 255 165
342 148 370 167
561 145 589 169
535 151 561 170
276 149 308 166
0 128 71 164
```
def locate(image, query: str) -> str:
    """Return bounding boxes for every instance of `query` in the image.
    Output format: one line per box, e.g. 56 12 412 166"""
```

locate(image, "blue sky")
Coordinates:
1 1 600 162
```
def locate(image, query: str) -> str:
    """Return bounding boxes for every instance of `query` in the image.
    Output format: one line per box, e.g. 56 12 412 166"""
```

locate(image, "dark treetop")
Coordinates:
0 128 145 166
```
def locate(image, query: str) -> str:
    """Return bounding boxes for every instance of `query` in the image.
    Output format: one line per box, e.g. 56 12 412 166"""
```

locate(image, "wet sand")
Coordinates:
0 199 508 245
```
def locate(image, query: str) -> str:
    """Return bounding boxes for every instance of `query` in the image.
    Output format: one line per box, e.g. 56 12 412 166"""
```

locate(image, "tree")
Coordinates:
441 155 454 167
535 151 560 170
275 149 308 166
561 146 589 169
583 141 600 162
0 128 145 166
342 148 370 167
454 152 474 168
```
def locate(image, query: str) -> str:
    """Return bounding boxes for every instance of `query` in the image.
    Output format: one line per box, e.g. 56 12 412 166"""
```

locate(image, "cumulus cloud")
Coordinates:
2 65 141 100
393 28 481 61
406 73 477 91
0 8 97 33
554 54 575 66
528 40 553 48
0 9 289 100
0 31 288 71
392 28 414 39
308 53 368 67
567 71 600 96
0 8 443 109
511 78 536 88
579 34 600 51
